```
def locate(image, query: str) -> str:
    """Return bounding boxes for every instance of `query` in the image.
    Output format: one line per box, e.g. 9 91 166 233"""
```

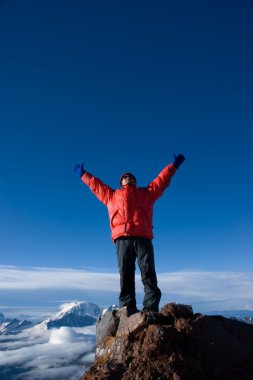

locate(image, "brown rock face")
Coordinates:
80 303 253 380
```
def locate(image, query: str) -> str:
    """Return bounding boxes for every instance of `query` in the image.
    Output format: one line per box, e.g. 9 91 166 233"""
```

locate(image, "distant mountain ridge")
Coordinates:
206 309 253 324
0 301 102 335
0 316 33 335
1 302 253 335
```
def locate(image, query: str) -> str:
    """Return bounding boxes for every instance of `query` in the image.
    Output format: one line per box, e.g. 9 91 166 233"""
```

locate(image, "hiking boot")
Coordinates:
142 307 159 313
127 306 140 317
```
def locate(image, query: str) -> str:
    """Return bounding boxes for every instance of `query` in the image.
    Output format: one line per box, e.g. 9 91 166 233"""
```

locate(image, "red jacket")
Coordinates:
81 164 177 241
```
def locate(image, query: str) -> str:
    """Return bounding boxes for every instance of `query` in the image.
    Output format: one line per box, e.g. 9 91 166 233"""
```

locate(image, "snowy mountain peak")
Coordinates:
102 304 119 315
55 301 101 319
46 301 102 329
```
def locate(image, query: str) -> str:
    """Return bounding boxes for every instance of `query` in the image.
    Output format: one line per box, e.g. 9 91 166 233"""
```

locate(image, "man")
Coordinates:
74 154 185 316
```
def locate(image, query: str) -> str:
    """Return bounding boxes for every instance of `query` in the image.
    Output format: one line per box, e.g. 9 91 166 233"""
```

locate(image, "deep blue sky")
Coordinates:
1 0 253 299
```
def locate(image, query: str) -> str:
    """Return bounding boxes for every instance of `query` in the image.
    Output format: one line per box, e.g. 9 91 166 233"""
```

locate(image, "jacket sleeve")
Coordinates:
147 163 177 201
81 172 113 205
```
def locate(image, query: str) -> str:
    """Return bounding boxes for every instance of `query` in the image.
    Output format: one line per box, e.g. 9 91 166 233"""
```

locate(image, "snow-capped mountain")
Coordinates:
101 304 119 315
0 301 102 334
2 303 253 336
0 314 33 335
45 301 102 329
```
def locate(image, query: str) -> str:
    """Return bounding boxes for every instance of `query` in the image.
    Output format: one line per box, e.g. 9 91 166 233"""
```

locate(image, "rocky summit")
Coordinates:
80 303 253 380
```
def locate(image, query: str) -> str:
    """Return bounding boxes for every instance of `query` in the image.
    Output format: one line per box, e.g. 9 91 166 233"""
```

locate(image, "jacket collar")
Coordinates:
121 184 137 189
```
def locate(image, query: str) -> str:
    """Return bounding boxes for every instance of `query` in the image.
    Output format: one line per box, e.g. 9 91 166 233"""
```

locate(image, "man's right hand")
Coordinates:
73 163 85 178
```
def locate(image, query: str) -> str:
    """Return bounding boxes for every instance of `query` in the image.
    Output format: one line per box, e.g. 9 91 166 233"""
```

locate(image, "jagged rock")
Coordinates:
160 302 194 320
80 303 253 380
96 309 120 345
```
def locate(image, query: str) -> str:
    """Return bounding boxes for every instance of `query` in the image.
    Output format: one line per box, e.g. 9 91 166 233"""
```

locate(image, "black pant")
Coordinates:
115 237 161 312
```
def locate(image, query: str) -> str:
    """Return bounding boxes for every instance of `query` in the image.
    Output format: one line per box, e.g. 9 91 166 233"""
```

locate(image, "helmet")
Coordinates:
120 172 136 185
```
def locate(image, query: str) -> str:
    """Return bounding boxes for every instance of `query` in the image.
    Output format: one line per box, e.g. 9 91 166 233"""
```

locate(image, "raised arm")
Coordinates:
148 154 185 201
73 163 113 205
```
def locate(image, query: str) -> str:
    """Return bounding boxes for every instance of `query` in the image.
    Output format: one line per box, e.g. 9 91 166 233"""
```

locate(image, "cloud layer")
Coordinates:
1 265 253 379
0 324 96 380
1 265 253 312
0 265 118 290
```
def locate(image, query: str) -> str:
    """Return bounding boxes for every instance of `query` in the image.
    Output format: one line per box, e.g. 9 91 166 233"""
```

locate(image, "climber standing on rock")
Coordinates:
74 154 185 316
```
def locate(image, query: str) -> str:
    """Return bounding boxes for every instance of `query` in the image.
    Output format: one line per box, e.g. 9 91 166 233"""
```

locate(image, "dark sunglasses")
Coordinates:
122 175 135 180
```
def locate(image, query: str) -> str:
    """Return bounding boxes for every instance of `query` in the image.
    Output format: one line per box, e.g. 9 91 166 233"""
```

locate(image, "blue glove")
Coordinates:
173 154 185 169
73 163 86 178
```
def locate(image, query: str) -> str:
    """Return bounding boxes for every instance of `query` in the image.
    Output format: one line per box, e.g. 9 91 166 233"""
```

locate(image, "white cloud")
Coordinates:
0 265 119 291
1 265 253 310
49 326 89 345
158 271 253 301
0 324 96 380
